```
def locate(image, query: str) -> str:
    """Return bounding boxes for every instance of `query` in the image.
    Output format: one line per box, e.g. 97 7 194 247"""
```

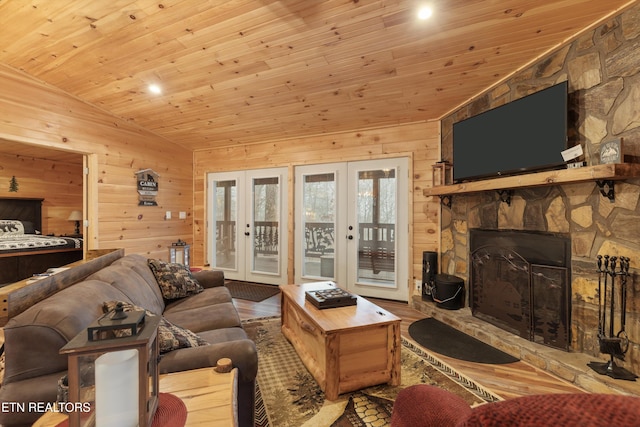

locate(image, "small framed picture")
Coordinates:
600 138 623 164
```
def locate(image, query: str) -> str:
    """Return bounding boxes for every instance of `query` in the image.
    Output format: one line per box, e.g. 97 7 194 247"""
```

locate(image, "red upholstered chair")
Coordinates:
391 384 640 427
390 384 472 427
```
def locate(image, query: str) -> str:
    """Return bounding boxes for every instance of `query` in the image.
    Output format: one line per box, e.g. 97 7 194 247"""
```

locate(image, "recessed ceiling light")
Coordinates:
418 6 433 20
148 84 162 94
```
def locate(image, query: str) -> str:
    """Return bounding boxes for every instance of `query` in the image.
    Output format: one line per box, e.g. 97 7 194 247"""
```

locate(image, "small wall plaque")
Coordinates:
600 138 623 164
135 169 159 206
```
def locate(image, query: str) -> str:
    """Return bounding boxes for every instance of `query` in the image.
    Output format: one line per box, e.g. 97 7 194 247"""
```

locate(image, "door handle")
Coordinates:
347 235 353 240
244 232 250 236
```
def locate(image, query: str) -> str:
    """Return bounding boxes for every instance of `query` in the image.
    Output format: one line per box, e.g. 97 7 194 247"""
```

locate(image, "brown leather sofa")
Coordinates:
390 384 640 427
0 253 258 427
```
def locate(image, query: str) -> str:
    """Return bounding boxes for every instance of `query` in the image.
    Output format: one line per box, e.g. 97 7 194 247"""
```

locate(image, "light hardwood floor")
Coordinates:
233 293 585 400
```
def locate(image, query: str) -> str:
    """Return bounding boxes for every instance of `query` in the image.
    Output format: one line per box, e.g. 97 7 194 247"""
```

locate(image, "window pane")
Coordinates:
213 180 236 270
357 169 396 285
302 173 336 279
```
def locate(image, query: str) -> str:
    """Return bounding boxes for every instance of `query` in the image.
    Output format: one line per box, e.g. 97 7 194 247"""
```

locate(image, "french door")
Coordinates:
295 158 409 301
207 168 288 285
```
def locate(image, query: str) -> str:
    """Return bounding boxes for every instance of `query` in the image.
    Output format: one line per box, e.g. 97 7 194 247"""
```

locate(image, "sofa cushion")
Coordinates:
164 302 241 333
110 253 166 312
197 327 250 345
87 261 165 315
191 269 225 288
163 286 233 313
102 301 208 354
148 259 204 300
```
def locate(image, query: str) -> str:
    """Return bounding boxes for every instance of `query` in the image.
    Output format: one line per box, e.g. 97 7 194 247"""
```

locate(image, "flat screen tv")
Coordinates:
452 81 568 183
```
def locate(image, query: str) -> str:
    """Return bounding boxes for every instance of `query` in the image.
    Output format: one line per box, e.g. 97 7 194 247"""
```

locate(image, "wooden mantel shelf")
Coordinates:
423 163 640 197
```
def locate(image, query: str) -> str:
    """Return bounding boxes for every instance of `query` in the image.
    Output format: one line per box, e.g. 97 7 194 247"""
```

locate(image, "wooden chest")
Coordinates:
280 282 401 400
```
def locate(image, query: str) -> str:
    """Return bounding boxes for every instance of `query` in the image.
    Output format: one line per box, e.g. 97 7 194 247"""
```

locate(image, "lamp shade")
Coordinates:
67 210 83 221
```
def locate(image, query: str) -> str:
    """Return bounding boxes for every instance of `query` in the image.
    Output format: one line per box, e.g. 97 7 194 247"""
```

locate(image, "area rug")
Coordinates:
408 317 519 364
225 280 280 302
244 316 501 427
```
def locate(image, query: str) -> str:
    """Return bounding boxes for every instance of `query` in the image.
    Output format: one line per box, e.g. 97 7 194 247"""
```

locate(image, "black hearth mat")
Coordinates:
408 317 519 365
224 280 280 302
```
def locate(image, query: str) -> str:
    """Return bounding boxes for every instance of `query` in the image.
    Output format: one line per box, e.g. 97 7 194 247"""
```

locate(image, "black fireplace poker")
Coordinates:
588 255 637 381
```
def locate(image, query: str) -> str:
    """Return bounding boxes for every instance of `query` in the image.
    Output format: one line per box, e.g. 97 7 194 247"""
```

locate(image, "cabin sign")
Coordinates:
135 169 159 206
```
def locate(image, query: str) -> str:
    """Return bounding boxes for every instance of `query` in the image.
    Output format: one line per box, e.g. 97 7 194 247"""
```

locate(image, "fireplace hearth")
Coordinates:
470 229 571 351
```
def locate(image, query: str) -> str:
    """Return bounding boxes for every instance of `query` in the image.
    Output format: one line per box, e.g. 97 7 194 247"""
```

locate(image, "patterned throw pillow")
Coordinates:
0 220 25 235
147 259 204 300
102 301 208 354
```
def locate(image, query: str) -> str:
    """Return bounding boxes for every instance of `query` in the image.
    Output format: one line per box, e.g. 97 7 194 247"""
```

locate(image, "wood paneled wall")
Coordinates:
0 64 193 260
193 122 441 296
0 152 82 235
0 61 441 286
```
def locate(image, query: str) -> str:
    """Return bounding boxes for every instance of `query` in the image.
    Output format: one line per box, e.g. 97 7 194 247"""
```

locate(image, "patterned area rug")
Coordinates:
224 281 280 302
244 317 501 427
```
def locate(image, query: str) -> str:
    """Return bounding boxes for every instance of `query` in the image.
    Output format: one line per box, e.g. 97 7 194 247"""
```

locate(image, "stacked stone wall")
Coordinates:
440 4 640 374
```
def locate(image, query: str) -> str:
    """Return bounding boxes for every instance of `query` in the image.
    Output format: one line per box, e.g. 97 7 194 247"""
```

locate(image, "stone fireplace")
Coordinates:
430 4 640 379
469 229 571 351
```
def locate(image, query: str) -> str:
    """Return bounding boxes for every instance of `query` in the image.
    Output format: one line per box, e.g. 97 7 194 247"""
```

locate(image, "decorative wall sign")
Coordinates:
135 169 159 206
600 138 623 164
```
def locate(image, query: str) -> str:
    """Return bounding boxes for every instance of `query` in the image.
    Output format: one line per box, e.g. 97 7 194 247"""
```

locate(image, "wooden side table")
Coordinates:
33 367 238 427
159 367 238 426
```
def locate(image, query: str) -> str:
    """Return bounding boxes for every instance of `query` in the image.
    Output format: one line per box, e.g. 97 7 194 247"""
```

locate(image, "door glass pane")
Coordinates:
357 168 396 285
302 173 336 279
252 177 280 275
212 179 237 269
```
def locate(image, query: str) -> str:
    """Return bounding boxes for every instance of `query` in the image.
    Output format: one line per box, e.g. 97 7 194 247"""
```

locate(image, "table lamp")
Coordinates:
67 210 83 236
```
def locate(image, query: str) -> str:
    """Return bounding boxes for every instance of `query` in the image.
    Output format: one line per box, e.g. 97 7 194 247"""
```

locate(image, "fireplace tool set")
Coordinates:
588 255 637 380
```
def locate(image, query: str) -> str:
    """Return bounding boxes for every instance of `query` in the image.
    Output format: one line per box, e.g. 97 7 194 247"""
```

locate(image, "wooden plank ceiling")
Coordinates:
0 0 636 152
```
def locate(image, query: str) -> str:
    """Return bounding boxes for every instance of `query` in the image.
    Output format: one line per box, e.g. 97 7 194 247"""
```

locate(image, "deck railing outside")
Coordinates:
215 220 395 272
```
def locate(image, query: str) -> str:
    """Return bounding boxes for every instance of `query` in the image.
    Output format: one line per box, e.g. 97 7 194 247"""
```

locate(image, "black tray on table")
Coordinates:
305 287 357 309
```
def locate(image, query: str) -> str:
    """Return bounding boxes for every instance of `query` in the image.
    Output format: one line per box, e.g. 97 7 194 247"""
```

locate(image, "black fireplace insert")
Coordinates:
470 229 571 351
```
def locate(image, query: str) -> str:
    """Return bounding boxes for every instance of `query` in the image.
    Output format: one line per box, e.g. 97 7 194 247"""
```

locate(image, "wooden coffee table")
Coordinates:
280 282 401 400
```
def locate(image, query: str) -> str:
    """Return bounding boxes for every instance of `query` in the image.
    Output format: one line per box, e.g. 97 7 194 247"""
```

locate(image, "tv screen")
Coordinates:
453 81 568 183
